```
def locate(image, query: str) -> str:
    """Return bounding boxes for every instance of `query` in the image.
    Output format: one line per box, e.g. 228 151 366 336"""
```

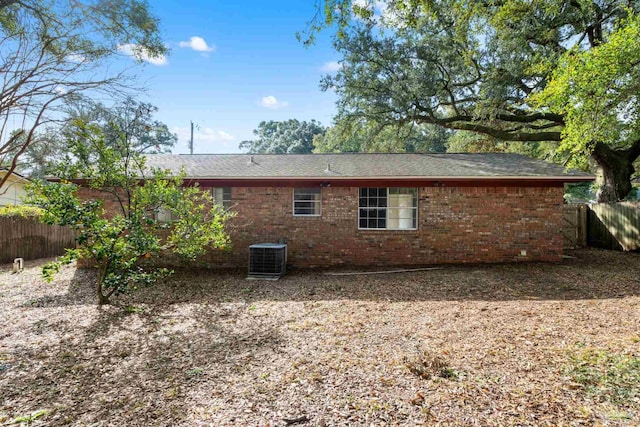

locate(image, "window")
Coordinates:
293 188 321 216
359 187 417 230
212 187 232 210
155 207 175 223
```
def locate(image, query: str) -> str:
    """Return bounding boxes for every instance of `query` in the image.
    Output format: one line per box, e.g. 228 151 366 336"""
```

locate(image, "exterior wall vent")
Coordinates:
248 243 287 279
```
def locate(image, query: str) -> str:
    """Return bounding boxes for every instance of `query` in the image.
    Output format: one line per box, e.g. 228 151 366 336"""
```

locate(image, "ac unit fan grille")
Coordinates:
248 244 287 278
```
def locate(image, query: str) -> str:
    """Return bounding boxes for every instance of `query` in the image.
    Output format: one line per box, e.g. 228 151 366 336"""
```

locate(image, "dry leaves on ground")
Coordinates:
0 248 639 426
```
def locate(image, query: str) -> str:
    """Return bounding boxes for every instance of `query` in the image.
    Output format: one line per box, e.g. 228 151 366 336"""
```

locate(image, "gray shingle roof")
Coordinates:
143 153 593 180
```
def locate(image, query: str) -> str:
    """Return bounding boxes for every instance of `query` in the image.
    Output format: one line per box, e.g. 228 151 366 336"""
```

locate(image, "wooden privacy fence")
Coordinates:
0 217 76 263
562 204 588 249
587 202 640 251
563 202 640 251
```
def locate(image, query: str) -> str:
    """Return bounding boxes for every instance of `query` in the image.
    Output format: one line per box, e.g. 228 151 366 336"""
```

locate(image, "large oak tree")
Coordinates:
312 0 640 202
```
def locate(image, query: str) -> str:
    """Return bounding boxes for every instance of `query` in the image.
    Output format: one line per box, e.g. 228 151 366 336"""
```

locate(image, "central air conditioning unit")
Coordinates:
248 243 287 279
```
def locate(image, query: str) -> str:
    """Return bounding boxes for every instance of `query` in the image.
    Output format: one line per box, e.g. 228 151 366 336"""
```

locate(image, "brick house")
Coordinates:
141 153 592 268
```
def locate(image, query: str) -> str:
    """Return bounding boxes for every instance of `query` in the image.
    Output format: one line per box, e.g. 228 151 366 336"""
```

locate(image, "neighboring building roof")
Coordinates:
0 168 29 181
143 153 593 182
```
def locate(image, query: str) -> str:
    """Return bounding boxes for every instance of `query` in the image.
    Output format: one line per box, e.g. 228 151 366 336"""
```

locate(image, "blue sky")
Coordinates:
120 1 341 154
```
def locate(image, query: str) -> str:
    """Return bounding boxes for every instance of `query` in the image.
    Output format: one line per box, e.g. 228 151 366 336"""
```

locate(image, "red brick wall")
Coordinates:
192 185 564 268
77 185 564 268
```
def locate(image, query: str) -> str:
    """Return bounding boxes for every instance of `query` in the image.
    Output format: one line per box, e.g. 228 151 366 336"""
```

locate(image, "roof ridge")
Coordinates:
160 152 529 156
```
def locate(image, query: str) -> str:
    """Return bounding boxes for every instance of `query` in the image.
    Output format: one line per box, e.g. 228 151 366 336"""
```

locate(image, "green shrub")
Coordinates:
0 204 43 218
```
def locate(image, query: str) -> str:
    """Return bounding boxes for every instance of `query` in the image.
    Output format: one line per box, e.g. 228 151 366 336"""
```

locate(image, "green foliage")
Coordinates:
64 97 178 154
446 131 559 159
27 121 230 305
185 367 204 378
314 118 449 153
564 182 596 203
315 0 640 201
532 12 640 168
0 205 43 218
0 0 166 61
566 348 640 407
240 119 327 154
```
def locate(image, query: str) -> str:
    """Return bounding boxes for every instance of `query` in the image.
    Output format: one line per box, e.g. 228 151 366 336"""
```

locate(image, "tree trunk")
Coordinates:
591 141 640 203
97 266 110 305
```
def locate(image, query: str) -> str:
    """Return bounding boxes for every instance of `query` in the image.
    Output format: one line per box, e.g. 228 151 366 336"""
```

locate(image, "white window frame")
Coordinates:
212 187 232 210
154 207 175 223
293 187 322 217
358 187 418 230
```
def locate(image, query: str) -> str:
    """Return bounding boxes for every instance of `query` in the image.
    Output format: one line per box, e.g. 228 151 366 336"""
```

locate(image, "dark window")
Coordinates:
294 188 321 216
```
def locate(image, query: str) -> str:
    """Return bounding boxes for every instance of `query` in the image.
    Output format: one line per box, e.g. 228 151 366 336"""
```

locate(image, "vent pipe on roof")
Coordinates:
325 162 331 172
248 156 255 164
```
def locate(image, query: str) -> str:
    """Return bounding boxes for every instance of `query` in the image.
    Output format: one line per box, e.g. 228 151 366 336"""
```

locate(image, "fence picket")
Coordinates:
587 202 640 251
0 217 76 263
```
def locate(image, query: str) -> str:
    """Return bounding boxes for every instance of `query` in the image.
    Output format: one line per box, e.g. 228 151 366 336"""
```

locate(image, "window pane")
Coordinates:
294 188 321 215
213 187 232 210
359 197 367 208
386 188 417 229
156 207 173 223
359 218 367 228
297 207 315 215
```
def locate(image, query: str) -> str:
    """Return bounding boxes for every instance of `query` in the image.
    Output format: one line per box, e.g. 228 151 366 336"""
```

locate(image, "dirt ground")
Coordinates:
0 248 639 426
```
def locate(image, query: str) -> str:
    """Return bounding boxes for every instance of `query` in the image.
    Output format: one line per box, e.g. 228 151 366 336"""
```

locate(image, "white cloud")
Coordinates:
66 53 86 63
321 61 342 72
118 44 168 66
178 36 215 52
54 85 67 95
174 127 235 146
260 95 288 109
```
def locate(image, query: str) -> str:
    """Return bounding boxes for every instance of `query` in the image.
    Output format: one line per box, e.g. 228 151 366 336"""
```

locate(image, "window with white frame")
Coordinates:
154 207 175 223
358 187 417 230
293 188 321 216
212 187 232 210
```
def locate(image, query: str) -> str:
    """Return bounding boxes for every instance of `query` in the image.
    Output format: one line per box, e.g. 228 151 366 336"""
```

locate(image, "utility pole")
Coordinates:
189 121 194 155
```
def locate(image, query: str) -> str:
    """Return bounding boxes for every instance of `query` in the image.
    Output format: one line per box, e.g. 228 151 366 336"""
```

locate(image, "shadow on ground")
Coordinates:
19 248 640 309
1 292 282 425
126 248 640 305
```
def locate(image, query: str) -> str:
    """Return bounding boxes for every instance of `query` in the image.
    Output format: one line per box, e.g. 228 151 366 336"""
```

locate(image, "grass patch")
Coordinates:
566 348 640 407
9 409 49 425
185 368 204 378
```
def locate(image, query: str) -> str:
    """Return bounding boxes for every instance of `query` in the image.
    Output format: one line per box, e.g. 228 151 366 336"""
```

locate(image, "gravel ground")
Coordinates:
0 248 639 426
